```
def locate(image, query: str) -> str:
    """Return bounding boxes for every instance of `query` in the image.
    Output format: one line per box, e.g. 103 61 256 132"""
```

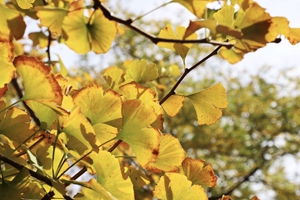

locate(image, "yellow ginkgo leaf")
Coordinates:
62 3 117 54
124 59 158 83
126 166 150 189
219 47 244 64
92 151 134 199
172 0 212 18
182 157 218 187
73 85 122 146
16 0 35 9
120 82 164 130
158 24 197 63
187 83 227 125
161 94 185 117
147 134 186 172
288 28 300 45
36 7 68 36
153 172 208 200
102 66 124 91
0 38 15 89
117 100 161 167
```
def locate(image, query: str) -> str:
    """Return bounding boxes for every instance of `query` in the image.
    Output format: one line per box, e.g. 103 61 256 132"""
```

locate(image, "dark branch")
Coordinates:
96 1 233 47
159 45 222 105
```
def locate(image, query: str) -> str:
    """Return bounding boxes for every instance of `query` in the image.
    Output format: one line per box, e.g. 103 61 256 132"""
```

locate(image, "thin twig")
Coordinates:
159 45 222 105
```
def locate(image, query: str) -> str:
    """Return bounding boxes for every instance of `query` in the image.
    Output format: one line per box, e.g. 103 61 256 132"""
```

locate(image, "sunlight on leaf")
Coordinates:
161 94 185 117
158 24 197 64
147 134 186 172
153 172 208 200
0 38 15 90
182 157 217 187
117 100 161 167
14 56 67 128
219 47 244 64
184 19 217 39
102 66 124 91
187 83 227 125
92 151 134 199
173 0 212 18
125 59 158 83
62 1 117 54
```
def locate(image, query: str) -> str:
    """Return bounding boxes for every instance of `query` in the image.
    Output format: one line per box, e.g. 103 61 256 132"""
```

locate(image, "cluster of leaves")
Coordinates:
0 0 299 199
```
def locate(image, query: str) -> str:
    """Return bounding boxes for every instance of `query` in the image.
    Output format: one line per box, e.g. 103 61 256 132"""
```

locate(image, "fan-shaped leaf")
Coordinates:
187 83 227 125
147 134 186 172
92 151 134 199
173 0 212 18
182 157 217 187
153 172 208 200
62 2 117 54
125 59 158 83
161 94 185 117
117 100 161 167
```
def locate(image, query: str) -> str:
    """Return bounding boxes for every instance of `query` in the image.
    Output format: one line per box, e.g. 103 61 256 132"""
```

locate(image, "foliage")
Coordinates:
0 0 299 199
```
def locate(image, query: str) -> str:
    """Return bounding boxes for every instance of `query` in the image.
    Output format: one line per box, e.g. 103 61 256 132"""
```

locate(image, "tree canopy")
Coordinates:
0 0 300 199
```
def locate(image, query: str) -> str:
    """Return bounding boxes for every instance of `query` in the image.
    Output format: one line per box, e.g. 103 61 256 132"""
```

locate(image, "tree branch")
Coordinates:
95 1 233 47
159 45 222 105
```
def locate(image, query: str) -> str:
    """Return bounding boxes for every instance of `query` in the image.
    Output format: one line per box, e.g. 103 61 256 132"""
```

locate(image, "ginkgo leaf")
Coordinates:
213 5 235 27
102 66 124 91
36 7 68 36
124 59 158 83
62 2 117 54
16 0 35 9
117 100 161 167
13 56 67 128
0 38 15 89
288 28 300 45
187 83 227 125
182 157 217 187
218 47 244 64
172 0 212 18
29 32 49 48
73 85 122 126
161 94 185 117
153 172 208 200
74 178 113 200
73 85 122 145
91 151 134 199
59 100 99 154
0 100 35 146
0 4 26 40
158 24 197 63
120 82 164 130
147 134 186 172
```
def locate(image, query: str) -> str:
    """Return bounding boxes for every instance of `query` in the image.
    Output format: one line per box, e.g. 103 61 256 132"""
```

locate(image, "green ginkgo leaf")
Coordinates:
187 83 227 125
124 59 158 83
62 1 117 54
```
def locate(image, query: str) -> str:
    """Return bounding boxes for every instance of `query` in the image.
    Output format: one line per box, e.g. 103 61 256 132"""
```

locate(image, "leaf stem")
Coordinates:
159 45 222 105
